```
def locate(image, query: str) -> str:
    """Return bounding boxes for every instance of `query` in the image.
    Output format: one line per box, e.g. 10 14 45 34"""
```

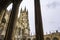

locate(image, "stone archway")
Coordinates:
53 37 59 40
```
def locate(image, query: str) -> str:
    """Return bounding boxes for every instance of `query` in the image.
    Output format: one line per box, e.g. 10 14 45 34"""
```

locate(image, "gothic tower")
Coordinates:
13 7 30 40
19 7 30 36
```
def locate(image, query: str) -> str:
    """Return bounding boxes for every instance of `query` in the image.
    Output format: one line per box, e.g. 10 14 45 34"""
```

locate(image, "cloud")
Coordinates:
47 1 60 8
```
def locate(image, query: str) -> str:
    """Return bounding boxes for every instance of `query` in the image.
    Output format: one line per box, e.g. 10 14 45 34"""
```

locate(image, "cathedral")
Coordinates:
13 8 30 40
0 7 60 40
0 8 30 40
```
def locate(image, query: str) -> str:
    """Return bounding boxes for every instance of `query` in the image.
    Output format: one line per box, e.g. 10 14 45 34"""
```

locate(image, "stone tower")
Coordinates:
13 8 30 40
19 7 30 36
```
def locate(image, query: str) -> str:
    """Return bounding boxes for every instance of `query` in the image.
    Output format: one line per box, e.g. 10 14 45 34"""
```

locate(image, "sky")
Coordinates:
7 0 60 35
40 0 60 34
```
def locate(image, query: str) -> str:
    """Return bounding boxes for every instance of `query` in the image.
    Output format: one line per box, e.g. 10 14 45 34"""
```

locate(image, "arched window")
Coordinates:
46 37 50 40
53 37 59 40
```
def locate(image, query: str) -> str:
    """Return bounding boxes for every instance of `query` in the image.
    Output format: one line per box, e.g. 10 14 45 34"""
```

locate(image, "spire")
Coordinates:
24 7 26 11
26 10 28 15
27 10 28 13
20 8 22 13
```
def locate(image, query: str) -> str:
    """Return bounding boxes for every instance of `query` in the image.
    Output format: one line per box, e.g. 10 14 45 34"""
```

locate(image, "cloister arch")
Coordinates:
0 0 44 40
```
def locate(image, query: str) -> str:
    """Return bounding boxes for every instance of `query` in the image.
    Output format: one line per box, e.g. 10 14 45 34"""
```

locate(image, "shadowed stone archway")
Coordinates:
0 0 44 40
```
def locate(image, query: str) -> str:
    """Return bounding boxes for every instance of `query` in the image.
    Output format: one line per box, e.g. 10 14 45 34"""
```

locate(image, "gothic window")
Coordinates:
53 37 59 40
46 37 50 40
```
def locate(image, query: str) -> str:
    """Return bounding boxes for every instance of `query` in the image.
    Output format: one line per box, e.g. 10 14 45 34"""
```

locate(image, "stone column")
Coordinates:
34 0 44 40
4 0 22 40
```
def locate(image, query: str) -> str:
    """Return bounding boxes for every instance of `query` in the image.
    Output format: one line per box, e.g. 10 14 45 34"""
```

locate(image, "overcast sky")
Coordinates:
40 0 60 34
7 0 60 35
